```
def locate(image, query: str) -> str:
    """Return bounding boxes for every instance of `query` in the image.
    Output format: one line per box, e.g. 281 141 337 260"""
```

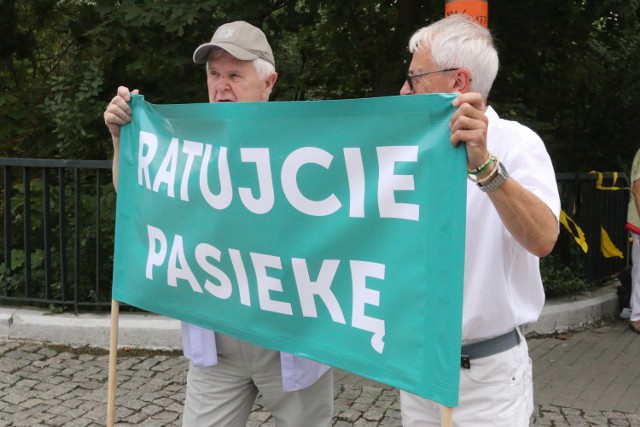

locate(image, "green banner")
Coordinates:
113 93 466 407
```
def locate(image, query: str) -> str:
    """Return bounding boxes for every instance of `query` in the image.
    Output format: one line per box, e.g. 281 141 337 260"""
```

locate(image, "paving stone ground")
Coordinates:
1 319 639 426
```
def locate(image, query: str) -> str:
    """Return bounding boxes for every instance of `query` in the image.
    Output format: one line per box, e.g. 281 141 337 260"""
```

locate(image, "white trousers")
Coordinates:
182 333 334 427
400 332 533 427
631 236 640 321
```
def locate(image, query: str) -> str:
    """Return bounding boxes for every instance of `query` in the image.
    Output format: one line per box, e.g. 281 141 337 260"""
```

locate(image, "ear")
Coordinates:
452 68 473 94
263 72 279 100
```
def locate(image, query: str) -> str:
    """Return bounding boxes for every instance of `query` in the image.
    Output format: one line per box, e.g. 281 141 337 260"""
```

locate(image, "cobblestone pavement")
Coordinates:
1 320 639 426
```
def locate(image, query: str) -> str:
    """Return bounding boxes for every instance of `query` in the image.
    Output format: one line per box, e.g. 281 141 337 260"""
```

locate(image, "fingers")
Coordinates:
450 92 489 168
104 98 131 125
117 86 132 101
116 86 139 101
104 86 137 137
450 93 485 134
449 109 486 147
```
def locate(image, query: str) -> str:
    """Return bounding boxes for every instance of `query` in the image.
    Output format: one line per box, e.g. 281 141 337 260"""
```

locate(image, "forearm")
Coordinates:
487 178 559 257
104 86 137 193
112 136 120 192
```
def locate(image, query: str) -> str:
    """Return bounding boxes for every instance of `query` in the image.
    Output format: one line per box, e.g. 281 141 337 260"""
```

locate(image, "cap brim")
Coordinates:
193 43 259 64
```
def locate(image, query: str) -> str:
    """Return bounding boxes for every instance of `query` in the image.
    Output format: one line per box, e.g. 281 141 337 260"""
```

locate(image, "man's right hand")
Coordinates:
103 86 139 139
104 86 139 191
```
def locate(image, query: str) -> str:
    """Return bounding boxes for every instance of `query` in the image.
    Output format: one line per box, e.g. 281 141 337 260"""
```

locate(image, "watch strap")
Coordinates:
478 161 509 193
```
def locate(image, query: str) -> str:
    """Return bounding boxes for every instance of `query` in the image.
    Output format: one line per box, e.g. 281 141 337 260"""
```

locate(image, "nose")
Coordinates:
216 79 231 93
209 81 233 103
212 79 232 101
400 80 413 96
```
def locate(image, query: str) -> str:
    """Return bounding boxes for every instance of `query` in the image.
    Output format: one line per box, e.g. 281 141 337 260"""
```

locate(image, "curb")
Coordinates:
0 283 621 350
0 306 182 350
522 283 620 335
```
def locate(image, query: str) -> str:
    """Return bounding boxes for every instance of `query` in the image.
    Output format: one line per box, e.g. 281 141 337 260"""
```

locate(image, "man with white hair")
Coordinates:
399 15 561 426
104 21 333 427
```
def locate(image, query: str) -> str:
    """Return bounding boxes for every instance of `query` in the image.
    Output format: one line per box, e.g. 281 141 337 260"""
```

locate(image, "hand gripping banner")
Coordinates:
112 93 467 407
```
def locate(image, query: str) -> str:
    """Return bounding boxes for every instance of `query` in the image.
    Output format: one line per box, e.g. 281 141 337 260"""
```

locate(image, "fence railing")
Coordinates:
0 159 631 312
554 172 630 282
1 158 115 313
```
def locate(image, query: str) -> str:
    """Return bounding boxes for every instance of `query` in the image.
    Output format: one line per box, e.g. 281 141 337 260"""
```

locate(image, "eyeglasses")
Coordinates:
406 68 460 91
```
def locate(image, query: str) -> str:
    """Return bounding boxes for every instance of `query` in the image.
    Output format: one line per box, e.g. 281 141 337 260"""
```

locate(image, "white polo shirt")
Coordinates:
462 106 561 342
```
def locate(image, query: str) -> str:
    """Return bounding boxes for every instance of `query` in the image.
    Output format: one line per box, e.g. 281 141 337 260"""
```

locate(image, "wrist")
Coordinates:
478 161 509 193
467 153 494 176
467 155 497 185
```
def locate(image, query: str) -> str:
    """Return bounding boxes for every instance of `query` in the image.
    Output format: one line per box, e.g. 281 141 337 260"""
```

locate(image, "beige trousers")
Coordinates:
182 333 333 427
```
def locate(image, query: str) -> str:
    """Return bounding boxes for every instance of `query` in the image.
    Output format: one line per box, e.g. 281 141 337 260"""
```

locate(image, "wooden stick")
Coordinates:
441 406 453 427
106 299 120 427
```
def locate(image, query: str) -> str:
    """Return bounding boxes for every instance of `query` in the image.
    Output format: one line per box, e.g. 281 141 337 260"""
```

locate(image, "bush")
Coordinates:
540 253 593 298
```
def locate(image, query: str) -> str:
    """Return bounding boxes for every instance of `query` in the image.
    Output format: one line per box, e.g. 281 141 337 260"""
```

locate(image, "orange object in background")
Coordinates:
445 0 488 28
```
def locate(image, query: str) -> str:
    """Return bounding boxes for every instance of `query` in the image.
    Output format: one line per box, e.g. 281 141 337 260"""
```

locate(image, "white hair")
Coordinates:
408 14 499 99
252 57 276 80
205 48 275 81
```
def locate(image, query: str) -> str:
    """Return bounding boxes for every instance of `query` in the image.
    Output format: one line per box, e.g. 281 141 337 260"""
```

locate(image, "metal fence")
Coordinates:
0 160 632 312
554 172 630 282
0 158 115 313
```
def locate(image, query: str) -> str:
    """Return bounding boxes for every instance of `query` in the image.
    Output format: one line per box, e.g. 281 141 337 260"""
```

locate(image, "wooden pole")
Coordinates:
441 406 453 427
106 299 120 427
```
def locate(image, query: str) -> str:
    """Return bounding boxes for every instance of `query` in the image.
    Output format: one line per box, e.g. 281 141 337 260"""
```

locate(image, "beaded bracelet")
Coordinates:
475 161 500 186
467 156 499 184
467 154 495 175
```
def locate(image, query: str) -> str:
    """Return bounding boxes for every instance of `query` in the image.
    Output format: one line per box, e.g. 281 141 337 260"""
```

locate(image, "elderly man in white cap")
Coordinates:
103 21 333 427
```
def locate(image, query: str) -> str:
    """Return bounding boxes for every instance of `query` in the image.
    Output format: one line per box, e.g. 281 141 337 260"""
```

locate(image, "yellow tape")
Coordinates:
560 210 588 253
601 226 624 258
589 171 629 191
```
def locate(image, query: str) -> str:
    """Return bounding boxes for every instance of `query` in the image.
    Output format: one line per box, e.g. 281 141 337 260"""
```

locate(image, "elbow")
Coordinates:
532 241 556 258
531 228 559 258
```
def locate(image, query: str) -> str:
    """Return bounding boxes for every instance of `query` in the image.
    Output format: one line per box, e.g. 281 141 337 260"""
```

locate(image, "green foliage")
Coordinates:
540 254 592 298
0 169 116 308
2 0 639 171
1 0 639 306
43 58 107 158
489 1 640 172
0 250 28 293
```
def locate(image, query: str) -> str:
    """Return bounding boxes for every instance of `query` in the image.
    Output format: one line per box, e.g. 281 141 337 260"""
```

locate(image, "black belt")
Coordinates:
461 328 520 369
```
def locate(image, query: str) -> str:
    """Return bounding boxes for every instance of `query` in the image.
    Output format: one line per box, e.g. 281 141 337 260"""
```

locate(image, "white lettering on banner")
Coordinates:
138 131 158 188
229 248 252 306
251 252 294 315
344 148 365 218
351 260 386 353
239 148 275 214
282 147 341 216
292 258 346 324
153 138 179 197
200 145 233 209
377 146 419 221
196 243 232 299
145 225 386 353
181 140 204 201
136 131 419 220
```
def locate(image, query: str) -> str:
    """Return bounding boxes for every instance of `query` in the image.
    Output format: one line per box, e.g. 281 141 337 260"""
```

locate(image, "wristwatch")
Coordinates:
478 161 509 193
